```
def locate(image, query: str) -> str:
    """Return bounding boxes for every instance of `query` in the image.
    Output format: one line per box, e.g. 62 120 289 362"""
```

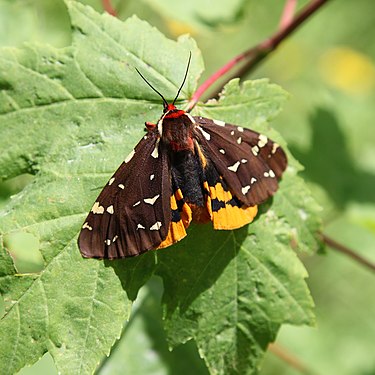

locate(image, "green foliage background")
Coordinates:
0 0 374 374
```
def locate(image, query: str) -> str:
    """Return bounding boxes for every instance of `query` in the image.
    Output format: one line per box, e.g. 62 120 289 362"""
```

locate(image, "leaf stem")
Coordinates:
269 343 318 375
187 0 330 110
321 233 375 273
278 0 298 30
102 0 117 16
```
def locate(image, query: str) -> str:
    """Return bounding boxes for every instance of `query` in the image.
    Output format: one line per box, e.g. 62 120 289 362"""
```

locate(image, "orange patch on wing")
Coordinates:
157 220 188 249
204 181 258 230
206 180 232 202
157 189 192 249
174 189 192 227
174 188 184 201
211 204 258 230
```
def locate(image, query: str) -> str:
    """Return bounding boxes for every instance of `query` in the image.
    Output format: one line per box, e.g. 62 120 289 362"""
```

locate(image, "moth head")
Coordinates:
163 103 177 114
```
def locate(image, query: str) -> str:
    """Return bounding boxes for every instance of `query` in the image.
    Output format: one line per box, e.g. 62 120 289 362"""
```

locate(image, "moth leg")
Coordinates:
145 121 157 130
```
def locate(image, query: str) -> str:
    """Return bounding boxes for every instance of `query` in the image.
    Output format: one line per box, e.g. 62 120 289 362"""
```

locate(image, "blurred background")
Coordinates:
1 0 374 374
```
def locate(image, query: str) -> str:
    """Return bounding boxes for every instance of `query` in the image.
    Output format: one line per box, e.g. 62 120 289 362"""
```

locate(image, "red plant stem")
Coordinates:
279 0 298 30
322 234 375 273
188 55 247 110
269 343 317 375
187 0 329 110
102 0 117 16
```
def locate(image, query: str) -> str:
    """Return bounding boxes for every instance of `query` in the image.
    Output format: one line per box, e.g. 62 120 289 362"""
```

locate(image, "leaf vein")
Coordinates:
235 239 307 319
0 97 157 118
78 261 100 373
6 304 21 374
78 11 180 93
0 57 76 101
1 90 21 111
74 58 105 97
181 234 233 309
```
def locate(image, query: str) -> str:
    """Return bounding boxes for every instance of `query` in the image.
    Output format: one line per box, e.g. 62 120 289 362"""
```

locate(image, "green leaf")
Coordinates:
0 2 321 375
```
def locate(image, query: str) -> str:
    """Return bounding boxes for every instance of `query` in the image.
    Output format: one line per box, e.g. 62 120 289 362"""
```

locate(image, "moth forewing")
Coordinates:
78 132 172 258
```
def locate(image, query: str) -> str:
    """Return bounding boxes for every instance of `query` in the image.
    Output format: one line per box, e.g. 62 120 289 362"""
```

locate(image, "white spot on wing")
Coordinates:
150 174 155 180
272 143 279 154
82 222 93 231
91 202 104 214
258 134 268 148
137 224 145 230
144 194 160 205
133 201 141 207
150 221 162 230
118 184 125 189
125 149 135 163
108 177 115 185
250 177 257 184
219 149 225 154
105 239 111 246
228 161 241 172
237 137 242 144
238 127 244 132
264 169 275 178
213 119 225 126
106 205 114 214
230 130 235 135
113 235 119 242
198 126 211 141
241 159 247 163
151 140 159 158
242 185 250 194
252 145 259 156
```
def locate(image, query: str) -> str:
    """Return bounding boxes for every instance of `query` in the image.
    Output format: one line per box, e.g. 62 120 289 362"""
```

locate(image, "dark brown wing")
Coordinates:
78 131 172 258
194 116 287 206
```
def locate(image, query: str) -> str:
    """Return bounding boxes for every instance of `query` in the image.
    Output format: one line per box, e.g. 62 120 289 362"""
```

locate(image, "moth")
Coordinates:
78 55 287 259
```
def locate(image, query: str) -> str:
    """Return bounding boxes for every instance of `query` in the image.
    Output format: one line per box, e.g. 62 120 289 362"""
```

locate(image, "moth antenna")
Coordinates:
135 67 169 108
173 51 192 105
